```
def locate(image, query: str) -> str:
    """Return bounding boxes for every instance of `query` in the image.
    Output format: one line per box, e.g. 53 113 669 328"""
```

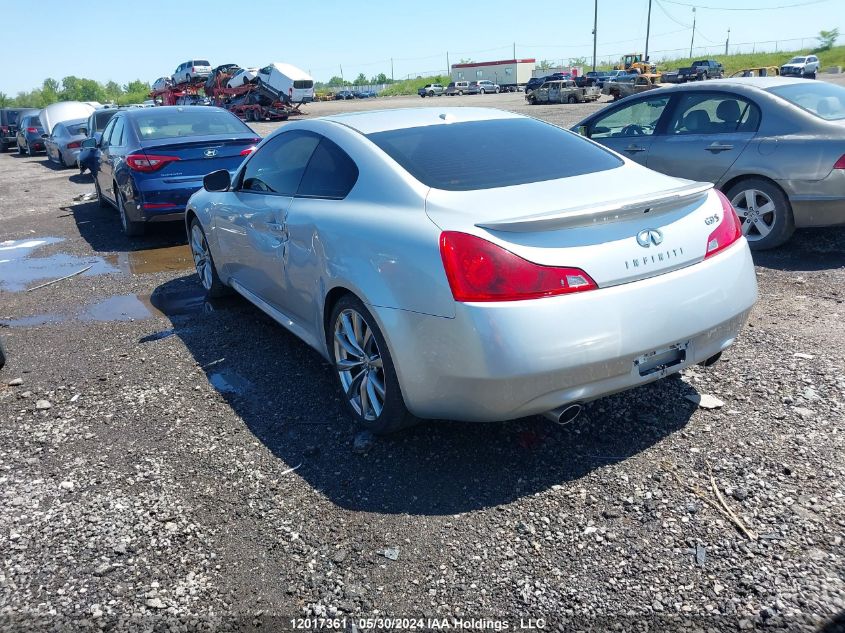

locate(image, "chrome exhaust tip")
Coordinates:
543 403 584 426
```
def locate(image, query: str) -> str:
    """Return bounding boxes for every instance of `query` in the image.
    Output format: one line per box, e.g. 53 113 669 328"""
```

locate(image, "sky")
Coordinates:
1 0 842 94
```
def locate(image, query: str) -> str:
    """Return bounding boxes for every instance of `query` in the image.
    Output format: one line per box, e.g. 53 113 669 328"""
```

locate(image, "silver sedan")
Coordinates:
186 107 757 434
43 118 88 168
574 77 845 249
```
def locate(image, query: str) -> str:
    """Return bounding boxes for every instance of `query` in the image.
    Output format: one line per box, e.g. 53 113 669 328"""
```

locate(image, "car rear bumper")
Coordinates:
782 171 845 227
374 241 757 422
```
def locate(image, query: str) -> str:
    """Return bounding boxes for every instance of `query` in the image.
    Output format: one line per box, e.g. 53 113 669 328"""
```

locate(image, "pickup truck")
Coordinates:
418 84 445 97
604 76 660 101
526 80 601 105
664 60 724 83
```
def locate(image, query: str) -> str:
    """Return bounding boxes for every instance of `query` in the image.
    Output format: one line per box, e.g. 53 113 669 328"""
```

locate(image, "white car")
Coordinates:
152 76 172 92
185 107 758 434
227 67 259 88
172 59 212 84
780 55 820 79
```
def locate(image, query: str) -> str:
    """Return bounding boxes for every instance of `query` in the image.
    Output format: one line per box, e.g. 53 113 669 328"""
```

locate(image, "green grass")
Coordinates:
379 75 452 97
598 45 845 75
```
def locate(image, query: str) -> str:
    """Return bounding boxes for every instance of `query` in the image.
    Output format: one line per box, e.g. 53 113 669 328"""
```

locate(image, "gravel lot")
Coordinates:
1 89 844 633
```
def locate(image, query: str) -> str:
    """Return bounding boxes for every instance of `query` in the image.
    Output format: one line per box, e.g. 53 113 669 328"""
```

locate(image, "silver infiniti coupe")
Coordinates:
186 107 758 434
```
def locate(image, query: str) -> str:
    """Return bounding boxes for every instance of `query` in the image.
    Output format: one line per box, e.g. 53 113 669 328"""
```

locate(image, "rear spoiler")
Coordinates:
476 182 712 233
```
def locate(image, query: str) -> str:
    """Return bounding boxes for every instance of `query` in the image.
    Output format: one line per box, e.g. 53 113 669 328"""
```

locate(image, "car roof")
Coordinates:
668 76 807 91
322 107 523 135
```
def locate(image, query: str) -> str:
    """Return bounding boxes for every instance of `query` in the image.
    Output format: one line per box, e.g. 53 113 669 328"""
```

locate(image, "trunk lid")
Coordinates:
138 134 257 178
426 166 720 288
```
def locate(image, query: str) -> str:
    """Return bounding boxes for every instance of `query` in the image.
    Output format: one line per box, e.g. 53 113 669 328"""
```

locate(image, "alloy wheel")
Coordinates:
731 188 776 242
190 224 213 291
333 308 386 421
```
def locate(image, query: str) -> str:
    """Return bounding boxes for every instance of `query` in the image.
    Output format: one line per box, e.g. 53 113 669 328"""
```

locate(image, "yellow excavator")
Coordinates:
615 53 657 75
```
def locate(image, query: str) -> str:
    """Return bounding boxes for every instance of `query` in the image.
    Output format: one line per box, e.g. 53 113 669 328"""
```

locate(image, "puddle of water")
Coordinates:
0 237 116 292
3 287 215 327
209 369 253 395
104 245 194 275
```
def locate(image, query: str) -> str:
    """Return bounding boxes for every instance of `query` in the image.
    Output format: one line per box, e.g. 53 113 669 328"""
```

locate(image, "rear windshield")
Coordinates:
194 60 210 66
131 109 251 140
66 122 86 135
367 118 622 191
293 80 314 89
3 110 21 125
769 82 845 121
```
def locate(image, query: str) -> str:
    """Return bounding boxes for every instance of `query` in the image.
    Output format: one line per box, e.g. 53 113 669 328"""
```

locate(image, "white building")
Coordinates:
450 58 536 88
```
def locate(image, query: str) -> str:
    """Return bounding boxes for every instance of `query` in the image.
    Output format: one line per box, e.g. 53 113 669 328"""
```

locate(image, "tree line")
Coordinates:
0 77 152 108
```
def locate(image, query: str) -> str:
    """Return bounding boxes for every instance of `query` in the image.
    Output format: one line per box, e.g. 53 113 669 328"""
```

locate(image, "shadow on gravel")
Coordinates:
69 201 187 253
153 274 696 516
819 610 845 633
752 226 845 272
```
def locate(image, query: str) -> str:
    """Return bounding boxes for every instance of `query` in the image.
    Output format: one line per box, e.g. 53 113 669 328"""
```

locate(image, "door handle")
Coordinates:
705 143 734 152
624 145 647 153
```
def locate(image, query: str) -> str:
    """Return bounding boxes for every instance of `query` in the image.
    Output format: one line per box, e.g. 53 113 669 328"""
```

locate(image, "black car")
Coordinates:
2 108 38 152
578 71 611 88
334 90 355 100
525 77 546 93
14 111 45 155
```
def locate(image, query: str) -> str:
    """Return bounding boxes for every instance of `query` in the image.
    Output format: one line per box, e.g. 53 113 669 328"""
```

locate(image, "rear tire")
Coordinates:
0 336 6 370
480 88 486 94
117 187 145 237
567 94 576 104
329 295 416 435
725 178 794 250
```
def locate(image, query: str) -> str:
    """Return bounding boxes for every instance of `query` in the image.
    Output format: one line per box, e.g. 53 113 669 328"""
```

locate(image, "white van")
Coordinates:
256 63 315 103
39 101 96 135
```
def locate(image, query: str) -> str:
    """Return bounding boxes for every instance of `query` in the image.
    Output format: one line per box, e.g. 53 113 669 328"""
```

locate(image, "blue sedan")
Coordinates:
85 106 259 236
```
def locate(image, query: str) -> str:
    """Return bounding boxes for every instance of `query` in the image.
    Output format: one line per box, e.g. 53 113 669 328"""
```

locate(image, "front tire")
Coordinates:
329 295 414 435
189 219 228 298
726 178 794 250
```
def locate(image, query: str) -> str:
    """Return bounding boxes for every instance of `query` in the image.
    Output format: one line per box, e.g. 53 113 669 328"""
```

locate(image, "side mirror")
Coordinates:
41 133 49 139
203 169 231 192
81 138 97 149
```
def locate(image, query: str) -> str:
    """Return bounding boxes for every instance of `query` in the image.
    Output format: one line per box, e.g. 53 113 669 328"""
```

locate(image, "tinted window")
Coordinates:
293 80 314 89
195 60 210 66
66 122 86 135
100 118 116 145
93 110 116 132
131 109 251 140
667 93 760 134
297 138 359 199
368 118 622 191
240 131 320 195
590 96 670 139
107 118 125 146
768 82 845 121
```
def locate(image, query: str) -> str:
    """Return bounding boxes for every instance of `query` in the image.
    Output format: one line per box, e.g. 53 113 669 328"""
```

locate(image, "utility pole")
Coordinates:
592 0 598 71
513 42 516 59
340 64 344 81
390 58 394 82
644 0 652 61
689 7 696 58
725 28 730 55
446 51 450 76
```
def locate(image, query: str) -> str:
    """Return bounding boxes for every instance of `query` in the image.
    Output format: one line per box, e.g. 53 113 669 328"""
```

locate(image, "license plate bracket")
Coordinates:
635 342 688 377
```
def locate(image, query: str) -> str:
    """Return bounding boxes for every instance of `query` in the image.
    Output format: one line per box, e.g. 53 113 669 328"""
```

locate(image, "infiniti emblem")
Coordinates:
636 228 664 248
203 148 217 158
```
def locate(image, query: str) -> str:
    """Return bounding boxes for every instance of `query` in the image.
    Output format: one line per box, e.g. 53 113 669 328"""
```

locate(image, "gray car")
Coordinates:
185 107 757 434
574 77 845 249
43 118 87 168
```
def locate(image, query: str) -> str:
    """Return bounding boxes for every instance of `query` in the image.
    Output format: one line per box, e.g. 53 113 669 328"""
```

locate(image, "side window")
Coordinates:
239 131 320 195
297 138 359 199
100 118 116 146
109 118 125 147
667 93 761 135
590 96 670 138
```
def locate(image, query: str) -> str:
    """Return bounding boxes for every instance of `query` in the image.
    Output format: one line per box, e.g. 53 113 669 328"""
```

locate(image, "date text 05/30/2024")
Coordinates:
290 617 548 630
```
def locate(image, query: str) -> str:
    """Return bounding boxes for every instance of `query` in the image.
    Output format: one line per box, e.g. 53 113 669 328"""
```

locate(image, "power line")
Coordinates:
662 0 830 10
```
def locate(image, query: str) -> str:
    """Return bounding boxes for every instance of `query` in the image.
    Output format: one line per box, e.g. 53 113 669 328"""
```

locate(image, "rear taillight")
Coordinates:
834 154 845 169
240 146 256 156
439 231 597 302
126 153 181 172
66 141 81 149
705 191 743 259
26 127 38 133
